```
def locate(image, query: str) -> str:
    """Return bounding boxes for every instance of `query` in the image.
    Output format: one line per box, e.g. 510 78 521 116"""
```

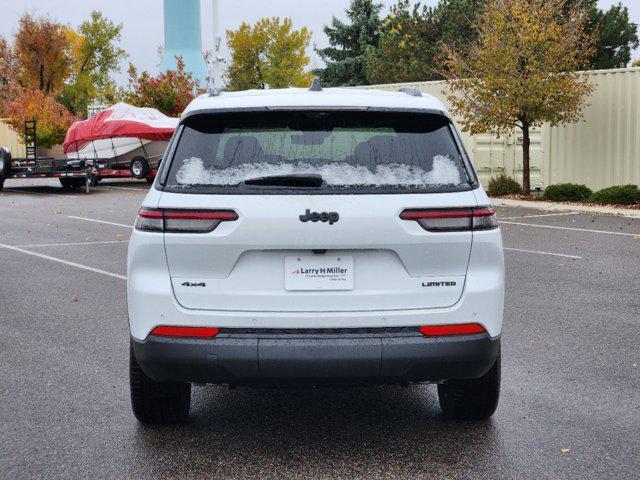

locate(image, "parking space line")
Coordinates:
500 220 638 236
1 188 75 199
0 242 126 280
504 247 581 259
500 212 580 220
96 185 149 191
68 216 133 229
16 240 129 248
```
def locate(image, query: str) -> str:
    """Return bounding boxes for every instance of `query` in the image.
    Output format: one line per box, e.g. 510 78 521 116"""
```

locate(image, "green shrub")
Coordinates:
487 175 522 196
589 184 640 205
542 183 592 202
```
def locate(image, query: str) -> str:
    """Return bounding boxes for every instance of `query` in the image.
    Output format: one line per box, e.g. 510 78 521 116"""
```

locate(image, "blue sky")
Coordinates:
0 0 637 85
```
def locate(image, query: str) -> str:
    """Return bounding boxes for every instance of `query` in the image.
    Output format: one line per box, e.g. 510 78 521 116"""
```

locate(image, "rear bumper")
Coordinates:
131 330 500 386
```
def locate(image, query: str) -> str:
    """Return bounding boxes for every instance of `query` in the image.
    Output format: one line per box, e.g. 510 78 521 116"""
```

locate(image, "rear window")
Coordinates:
164 111 473 193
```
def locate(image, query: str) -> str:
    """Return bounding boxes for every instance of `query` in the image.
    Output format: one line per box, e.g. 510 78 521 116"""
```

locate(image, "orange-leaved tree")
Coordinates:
122 57 205 117
7 89 77 148
12 13 77 95
441 0 595 194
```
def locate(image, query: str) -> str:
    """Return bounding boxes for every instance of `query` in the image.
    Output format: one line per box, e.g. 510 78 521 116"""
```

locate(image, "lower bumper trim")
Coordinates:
131 330 500 386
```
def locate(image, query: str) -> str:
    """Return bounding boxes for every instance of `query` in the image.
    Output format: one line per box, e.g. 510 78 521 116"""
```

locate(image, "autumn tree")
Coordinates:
365 0 487 84
6 89 76 148
316 0 383 86
0 38 22 116
441 0 595 195
12 13 76 95
0 11 125 119
122 56 205 116
226 17 312 91
60 11 126 116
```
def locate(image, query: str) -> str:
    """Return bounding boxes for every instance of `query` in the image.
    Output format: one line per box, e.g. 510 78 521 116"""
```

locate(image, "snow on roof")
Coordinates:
182 87 448 117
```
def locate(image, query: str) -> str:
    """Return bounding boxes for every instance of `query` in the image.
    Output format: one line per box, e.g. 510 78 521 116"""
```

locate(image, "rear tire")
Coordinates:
59 177 85 190
0 147 11 177
129 342 191 424
437 351 500 420
130 157 151 179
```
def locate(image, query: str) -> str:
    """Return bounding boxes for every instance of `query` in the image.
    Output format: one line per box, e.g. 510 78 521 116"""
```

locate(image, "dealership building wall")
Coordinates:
364 67 640 190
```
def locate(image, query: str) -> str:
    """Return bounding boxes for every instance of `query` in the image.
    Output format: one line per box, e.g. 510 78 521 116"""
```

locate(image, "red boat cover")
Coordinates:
63 102 179 153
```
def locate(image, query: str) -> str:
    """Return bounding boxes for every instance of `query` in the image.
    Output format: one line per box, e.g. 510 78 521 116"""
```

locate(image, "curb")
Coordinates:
489 197 640 219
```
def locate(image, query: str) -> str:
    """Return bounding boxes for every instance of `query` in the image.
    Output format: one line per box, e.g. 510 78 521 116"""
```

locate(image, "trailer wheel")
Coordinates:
0 147 12 177
60 177 85 190
130 157 151 179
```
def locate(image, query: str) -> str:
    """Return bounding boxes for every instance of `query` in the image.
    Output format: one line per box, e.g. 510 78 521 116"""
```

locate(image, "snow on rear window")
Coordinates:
174 155 461 187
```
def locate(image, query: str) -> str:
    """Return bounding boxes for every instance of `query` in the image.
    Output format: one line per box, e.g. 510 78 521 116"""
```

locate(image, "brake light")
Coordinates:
135 208 238 232
419 323 486 336
400 207 497 231
150 326 220 338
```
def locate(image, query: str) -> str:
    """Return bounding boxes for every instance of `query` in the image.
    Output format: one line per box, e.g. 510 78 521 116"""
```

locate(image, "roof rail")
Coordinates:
309 77 322 92
399 86 422 97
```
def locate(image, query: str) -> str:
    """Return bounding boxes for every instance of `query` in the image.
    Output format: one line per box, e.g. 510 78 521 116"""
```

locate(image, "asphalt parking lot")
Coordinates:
1 179 639 480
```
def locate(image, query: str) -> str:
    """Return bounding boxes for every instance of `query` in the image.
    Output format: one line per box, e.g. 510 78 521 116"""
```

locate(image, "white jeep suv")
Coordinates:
127 85 504 424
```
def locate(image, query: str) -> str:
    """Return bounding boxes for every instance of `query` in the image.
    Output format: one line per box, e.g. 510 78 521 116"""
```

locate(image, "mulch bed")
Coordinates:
492 194 640 210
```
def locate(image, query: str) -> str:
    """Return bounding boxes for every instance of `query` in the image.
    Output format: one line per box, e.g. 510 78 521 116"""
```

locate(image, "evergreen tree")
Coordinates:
316 0 383 86
364 0 486 84
580 0 638 69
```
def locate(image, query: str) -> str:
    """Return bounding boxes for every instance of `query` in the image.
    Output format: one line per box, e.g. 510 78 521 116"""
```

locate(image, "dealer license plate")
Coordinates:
285 255 354 291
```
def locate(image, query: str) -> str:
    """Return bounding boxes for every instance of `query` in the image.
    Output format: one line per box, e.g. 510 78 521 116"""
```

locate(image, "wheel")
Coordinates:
0 147 12 177
437 351 500 420
59 177 85 190
0 178 4 191
129 341 191 424
130 157 151 179
89 175 101 186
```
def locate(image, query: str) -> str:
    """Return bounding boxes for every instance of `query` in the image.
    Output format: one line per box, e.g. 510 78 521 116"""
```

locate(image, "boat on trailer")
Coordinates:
63 102 178 181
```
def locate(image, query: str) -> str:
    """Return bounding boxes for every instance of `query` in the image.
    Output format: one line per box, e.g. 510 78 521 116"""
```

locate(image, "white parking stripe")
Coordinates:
1 188 75 199
500 212 581 220
68 215 133 229
500 220 638 237
17 240 129 248
96 185 148 191
504 247 581 259
0 242 126 280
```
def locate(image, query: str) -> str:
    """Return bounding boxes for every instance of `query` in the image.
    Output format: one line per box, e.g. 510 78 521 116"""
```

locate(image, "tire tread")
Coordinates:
437 352 501 420
129 343 191 424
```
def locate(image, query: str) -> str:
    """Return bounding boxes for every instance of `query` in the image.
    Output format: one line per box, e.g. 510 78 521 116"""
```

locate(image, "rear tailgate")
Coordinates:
159 191 477 312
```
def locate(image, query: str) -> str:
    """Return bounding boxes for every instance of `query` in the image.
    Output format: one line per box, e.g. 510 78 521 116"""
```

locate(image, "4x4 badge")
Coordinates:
299 209 339 225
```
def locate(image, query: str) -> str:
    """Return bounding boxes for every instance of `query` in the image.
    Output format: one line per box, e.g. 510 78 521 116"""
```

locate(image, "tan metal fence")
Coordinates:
363 67 640 190
0 119 26 158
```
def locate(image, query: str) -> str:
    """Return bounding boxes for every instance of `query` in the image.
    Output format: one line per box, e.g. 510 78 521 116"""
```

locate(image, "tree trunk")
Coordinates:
522 124 531 195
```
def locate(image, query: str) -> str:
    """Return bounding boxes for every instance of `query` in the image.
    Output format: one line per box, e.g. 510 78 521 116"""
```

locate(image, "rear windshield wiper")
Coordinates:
241 174 325 188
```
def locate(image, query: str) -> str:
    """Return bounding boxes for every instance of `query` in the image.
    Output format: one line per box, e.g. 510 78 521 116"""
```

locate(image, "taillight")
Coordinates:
135 208 238 232
400 207 497 231
150 326 219 338
419 323 486 336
